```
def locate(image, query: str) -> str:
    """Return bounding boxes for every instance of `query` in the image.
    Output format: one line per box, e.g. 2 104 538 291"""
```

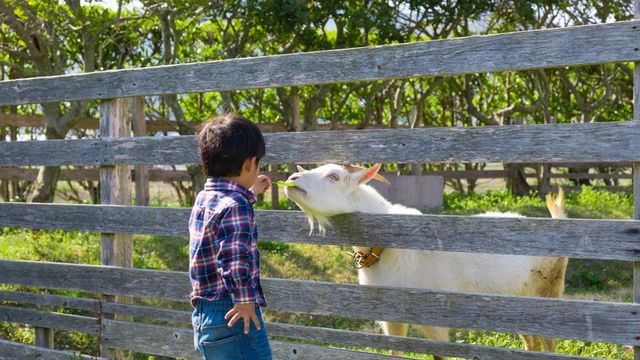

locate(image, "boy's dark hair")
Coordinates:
198 114 266 177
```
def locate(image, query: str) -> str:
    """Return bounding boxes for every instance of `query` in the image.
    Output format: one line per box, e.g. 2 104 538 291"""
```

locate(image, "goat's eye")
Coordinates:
327 174 340 182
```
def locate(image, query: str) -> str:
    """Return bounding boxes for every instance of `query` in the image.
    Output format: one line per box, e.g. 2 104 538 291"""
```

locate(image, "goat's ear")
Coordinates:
296 165 308 172
355 163 382 185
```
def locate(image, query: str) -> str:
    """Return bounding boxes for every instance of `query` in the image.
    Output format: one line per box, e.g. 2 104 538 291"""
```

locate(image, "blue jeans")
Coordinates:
192 298 272 360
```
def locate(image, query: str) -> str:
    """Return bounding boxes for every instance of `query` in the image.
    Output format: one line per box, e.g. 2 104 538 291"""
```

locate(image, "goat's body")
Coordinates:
350 185 568 355
284 165 568 357
358 249 565 298
352 185 565 296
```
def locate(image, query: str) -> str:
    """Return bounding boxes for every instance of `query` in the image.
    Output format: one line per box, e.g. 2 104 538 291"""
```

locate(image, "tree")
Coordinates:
0 0 146 202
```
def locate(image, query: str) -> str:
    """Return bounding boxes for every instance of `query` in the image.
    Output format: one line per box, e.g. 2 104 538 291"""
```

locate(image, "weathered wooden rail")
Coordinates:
2 20 640 105
1 18 640 359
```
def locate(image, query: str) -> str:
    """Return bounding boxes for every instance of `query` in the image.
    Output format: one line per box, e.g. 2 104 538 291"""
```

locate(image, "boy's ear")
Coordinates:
243 157 258 173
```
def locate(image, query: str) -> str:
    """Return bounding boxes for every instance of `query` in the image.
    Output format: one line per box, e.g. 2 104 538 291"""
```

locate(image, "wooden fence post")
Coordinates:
287 162 296 209
0 125 7 202
633 3 640 360
99 98 133 360
270 164 279 210
131 98 149 206
33 325 53 350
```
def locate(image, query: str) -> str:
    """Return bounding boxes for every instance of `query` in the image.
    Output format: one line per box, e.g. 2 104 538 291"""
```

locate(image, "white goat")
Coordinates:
283 163 568 358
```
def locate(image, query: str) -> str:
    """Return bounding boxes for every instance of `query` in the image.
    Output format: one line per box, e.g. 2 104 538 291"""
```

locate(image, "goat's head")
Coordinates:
283 163 389 233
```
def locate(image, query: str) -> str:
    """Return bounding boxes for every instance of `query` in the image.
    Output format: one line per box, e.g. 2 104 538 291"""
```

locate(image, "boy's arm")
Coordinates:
215 203 260 304
250 174 271 196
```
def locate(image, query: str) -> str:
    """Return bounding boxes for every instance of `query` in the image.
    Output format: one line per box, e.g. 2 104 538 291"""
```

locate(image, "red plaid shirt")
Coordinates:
189 178 266 306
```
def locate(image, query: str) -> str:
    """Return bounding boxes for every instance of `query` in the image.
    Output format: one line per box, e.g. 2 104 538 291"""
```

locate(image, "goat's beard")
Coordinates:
294 202 332 236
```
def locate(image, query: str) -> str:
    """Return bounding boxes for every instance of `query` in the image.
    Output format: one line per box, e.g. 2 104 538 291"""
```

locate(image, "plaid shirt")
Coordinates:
189 178 267 306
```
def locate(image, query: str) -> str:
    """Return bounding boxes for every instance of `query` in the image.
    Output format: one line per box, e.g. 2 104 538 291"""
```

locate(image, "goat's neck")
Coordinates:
348 185 392 214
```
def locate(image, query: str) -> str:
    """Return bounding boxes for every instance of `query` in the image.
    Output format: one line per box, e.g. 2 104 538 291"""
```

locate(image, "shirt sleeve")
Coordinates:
215 203 259 304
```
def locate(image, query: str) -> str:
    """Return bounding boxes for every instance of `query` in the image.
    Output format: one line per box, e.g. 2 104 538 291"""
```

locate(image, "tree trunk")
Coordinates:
220 91 236 113
277 87 301 131
538 164 551 197
568 164 591 187
303 86 329 131
505 163 532 196
29 126 65 203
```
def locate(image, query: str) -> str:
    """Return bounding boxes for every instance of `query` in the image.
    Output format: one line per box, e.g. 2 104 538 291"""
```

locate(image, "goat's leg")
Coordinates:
526 257 566 353
541 337 557 352
521 335 543 351
415 325 449 360
381 321 408 356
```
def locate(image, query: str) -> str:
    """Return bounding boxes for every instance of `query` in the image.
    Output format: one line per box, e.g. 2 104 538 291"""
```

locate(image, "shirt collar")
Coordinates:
204 178 257 204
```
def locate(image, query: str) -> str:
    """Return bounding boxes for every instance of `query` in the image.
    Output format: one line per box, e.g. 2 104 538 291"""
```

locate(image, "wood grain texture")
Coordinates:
0 297 599 359
633 4 640 360
270 341 402 360
0 113 178 132
0 339 105 360
102 320 199 359
2 202 640 261
1 21 640 105
131 97 150 206
0 167 629 182
0 260 639 345
99 99 134 360
0 290 190 325
1 304 394 360
103 319 405 359
0 305 98 335
0 290 595 359
0 135 198 166
3 121 640 166
262 278 640 346
99 98 133 268
267 322 597 360
0 168 194 182
34 327 53 349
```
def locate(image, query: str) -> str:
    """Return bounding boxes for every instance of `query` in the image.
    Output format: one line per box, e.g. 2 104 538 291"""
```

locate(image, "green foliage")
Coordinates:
441 189 549 217
564 186 633 219
0 228 99 264
441 187 633 220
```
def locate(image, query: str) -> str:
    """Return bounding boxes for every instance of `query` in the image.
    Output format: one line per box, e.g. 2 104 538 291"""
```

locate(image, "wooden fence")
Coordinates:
1 17 640 360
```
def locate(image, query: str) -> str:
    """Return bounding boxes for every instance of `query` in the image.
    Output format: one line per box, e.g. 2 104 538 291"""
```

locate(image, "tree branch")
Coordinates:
462 76 499 126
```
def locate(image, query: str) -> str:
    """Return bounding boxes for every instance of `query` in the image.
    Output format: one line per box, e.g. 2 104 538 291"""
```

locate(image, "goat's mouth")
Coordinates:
284 184 307 198
287 185 307 195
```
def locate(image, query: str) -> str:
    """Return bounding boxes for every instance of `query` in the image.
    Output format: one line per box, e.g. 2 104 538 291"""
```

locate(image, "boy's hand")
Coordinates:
250 175 271 195
225 303 261 334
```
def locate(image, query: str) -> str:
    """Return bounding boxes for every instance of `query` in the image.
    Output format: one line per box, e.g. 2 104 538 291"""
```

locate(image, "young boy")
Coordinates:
189 114 272 360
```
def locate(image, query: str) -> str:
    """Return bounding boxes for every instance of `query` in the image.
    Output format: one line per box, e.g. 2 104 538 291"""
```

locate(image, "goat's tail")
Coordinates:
545 186 567 219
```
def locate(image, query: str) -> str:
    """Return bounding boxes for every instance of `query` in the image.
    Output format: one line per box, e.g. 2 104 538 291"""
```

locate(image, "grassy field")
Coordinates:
0 186 635 359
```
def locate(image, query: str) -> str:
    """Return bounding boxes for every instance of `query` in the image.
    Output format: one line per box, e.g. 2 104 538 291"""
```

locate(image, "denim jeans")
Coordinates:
192 297 272 360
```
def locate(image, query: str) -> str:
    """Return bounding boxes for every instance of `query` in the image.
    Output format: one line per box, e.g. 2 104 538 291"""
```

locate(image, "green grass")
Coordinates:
0 186 636 359
441 186 633 220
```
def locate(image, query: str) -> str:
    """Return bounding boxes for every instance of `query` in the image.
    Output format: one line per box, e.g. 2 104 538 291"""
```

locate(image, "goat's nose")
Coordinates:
289 174 300 181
